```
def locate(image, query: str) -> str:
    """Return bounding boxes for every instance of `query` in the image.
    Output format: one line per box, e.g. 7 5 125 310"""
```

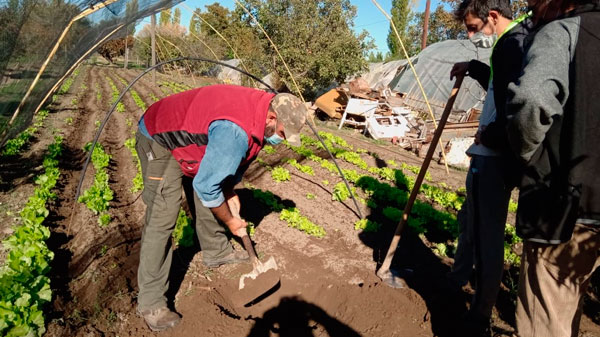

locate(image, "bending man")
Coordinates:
134 84 307 331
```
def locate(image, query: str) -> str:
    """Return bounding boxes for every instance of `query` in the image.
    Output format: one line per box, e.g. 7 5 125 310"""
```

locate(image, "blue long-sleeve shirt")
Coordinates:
140 118 249 207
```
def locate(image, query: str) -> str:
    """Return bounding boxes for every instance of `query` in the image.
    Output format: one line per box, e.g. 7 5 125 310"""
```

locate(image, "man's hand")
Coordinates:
450 62 469 80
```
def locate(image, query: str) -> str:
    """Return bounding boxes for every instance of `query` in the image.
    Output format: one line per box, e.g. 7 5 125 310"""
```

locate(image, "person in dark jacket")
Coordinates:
447 0 532 335
506 1 600 336
134 85 307 331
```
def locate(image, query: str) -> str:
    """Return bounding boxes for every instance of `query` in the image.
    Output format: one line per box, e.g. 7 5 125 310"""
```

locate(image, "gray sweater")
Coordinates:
506 3 600 243
506 17 579 163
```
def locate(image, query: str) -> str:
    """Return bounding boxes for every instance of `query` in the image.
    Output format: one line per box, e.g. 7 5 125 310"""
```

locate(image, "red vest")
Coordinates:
143 85 274 176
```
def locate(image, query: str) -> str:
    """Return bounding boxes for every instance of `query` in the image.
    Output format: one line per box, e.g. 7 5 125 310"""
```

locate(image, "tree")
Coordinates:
189 8 202 36
368 51 384 62
511 0 529 17
200 3 231 36
406 5 464 55
237 0 372 99
172 7 181 26
159 8 171 26
387 0 411 58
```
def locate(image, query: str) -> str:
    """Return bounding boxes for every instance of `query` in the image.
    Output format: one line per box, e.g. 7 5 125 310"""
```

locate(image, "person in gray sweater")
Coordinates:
506 1 600 336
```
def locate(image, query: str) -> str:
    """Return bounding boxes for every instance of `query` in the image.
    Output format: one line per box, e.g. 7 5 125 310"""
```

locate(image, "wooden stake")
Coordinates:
377 75 464 286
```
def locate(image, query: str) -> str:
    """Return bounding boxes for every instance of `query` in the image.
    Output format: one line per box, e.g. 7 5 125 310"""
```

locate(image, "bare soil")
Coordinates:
1 64 598 337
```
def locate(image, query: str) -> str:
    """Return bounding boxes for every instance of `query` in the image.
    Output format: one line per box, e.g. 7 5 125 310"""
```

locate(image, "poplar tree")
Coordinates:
387 0 411 58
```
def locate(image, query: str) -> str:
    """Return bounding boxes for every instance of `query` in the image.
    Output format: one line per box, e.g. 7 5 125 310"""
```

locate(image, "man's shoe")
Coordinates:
203 250 249 268
137 307 181 332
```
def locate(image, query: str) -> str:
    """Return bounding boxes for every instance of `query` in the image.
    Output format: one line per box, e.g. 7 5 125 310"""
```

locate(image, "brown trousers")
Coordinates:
516 223 600 337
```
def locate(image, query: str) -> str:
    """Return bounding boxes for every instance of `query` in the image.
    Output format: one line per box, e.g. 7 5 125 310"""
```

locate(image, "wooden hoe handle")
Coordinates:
378 75 465 277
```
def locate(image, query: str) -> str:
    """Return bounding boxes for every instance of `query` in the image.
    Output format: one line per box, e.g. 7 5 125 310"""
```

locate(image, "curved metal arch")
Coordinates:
75 56 362 221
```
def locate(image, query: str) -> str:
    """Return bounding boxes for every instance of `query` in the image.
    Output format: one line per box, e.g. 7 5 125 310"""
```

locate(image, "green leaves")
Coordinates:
172 209 195 247
332 182 355 202
354 218 381 232
287 159 314 176
271 166 290 182
124 137 143 193
252 189 284 212
280 208 326 238
251 188 324 238
262 145 276 155
0 135 63 336
106 77 125 113
79 143 113 226
241 0 369 98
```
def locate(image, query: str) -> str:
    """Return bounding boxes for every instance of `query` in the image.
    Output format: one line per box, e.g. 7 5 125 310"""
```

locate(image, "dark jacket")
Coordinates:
507 3 600 243
467 17 533 152
143 84 274 176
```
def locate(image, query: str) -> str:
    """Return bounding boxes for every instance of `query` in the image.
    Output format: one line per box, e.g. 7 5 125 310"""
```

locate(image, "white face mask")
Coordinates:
470 31 498 48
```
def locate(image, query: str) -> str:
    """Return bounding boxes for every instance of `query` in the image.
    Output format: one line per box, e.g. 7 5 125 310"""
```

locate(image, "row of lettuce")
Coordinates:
0 136 63 336
0 69 197 334
256 130 521 266
0 64 83 336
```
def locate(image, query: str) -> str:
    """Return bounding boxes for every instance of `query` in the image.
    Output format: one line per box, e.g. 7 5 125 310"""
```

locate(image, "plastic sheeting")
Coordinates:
208 59 242 85
360 59 410 91
0 0 181 140
392 40 492 118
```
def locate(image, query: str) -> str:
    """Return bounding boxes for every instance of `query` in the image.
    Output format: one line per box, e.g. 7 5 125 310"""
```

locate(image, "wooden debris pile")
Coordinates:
313 78 480 160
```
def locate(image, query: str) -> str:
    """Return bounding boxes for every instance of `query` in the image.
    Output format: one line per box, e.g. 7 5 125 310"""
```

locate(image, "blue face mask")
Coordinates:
264 133 284 145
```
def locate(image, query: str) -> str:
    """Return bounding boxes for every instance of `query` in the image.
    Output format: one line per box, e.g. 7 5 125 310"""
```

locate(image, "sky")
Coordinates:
136 0 443 56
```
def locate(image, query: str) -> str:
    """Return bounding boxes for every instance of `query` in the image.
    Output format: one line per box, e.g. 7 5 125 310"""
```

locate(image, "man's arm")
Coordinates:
451 60 491 90
467 60 491 90
193 120 249 236
506 21 573 163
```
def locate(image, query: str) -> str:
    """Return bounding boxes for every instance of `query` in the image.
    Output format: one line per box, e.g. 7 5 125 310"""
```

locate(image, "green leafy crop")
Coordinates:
252 188 284 212
0 136 63 336
354 218 381 232
508 199 518 213
332 182 355 202
173 209 195 247
78 143 114 226
280 208 326 238
263 145 276 154
124 137 143 193
287 159 314 176
271 166 290 182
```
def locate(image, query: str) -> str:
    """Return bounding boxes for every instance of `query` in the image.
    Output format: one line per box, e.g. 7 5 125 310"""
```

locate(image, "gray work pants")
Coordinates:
450 155 512 318
135 131 232 311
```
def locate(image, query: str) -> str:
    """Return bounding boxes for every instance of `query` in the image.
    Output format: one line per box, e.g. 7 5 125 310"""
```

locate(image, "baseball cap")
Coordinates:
270 93 307 147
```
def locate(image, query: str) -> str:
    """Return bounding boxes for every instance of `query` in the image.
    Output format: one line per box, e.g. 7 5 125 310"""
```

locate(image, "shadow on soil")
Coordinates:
355 172 472 337
0 143 44 191
247 296 361 337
